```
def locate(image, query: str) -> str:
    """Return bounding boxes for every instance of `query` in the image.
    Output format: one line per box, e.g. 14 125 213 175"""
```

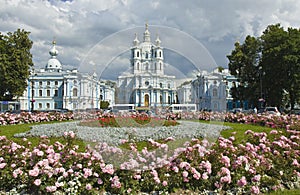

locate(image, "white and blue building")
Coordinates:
19 40 115 111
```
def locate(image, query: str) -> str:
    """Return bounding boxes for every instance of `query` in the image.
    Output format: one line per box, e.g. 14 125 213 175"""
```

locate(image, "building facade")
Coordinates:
190 70 227 112
116 24 177 109
19 40 115 111
176 80 192 104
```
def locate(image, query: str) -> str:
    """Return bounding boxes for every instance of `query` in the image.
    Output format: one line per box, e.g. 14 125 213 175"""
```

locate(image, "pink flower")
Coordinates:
134 174 141 180
102 164 114 175
221 155 231 167
162 180 168 186
154 177 161 184
83 168 93 178
46 185 57 192
251 186 260 194
86 183 92 190
34 179 41 186
0 163 7 169
37 150 44 156
220 175 231 183
29 167 39 177
98 178 103 185
237 176 247 187
182 171 189 178
202 172 209 180
111 176 121 188
172 166 179 173
252 174 261 182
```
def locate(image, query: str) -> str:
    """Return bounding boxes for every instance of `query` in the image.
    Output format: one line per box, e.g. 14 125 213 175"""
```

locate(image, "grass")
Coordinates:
0 121 86 151
195 119 275 143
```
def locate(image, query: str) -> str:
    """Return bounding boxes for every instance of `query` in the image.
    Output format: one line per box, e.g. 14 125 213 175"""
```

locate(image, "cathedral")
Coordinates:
116 24 177 109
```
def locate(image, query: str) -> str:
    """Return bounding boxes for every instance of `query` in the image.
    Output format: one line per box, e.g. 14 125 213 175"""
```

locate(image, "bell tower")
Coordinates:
153 34 164 75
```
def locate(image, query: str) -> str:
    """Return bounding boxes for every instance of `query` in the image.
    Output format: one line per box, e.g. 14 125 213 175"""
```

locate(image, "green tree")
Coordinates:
0 29 33 100
228 24 300 109
227 36 261 107
260 24 288 108
100 100 110 109
282 28 300 109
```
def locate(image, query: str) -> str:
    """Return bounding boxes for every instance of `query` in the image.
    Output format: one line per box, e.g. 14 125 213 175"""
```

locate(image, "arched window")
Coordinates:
214 103 218 109
73 88 78 97
137 51 140 58
213 88 218 97
145 63 149 71
159 51 162 57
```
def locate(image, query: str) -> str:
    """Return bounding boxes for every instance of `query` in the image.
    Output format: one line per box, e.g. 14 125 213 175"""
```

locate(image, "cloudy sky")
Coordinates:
1 0 300 80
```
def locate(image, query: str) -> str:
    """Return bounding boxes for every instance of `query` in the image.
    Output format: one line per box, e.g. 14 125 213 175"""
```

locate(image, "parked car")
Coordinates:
264 107 281 116
290 109 300 115
229 108 243 114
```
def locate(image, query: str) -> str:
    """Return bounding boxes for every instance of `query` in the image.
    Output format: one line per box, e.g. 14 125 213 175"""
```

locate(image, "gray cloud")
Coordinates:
1 0 300 79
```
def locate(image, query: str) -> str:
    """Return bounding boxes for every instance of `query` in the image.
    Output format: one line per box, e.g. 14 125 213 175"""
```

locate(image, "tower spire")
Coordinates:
133 32 140 46
143 22 151 42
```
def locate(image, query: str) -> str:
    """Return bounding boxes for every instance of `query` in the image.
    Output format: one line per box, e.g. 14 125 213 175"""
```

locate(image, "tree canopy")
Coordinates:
0 29 33 101
227 24 300 110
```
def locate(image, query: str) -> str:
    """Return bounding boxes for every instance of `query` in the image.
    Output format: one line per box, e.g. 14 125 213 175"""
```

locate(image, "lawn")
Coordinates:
0 121 86 151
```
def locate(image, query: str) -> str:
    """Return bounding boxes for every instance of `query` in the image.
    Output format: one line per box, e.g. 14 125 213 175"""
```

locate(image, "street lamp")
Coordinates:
30 76 35 112
138 85 141 107
259 66 264 109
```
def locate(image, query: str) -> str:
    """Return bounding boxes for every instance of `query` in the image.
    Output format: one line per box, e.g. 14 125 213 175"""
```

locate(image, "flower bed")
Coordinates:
1 126 300 194
0 111 74 125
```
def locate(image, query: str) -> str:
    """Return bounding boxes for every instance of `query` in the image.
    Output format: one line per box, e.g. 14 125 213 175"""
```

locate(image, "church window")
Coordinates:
39 90 43 97
159 51 162 57
168 83 171 88
160 95 163 103
159 83 163 88
100 95 103 100
46 103 50 109
47 81 50 86
54 90 58 97
39 81 42 86
55 81 58 85
214 103 218 109
145 81 149 86
54 102 58 109
213 88 218 97
38 103 42 109
73 88 78 97
137 51 140 57
47 90 50 97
